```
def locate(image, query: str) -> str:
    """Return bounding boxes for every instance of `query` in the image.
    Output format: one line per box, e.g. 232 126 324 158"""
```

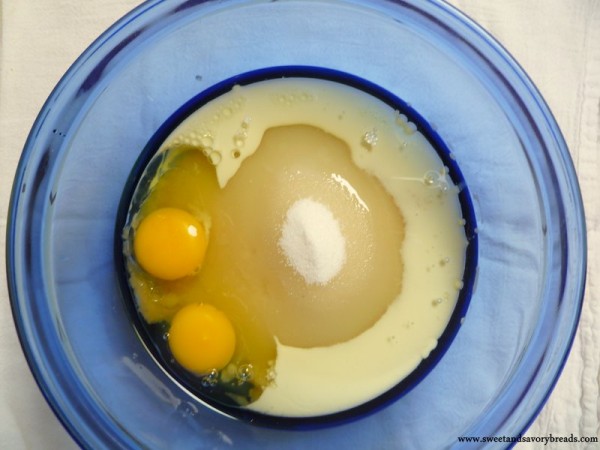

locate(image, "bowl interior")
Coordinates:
115 65 479 428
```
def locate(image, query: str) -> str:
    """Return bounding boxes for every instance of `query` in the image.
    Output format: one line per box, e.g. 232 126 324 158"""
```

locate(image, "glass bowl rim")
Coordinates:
5 0 587 447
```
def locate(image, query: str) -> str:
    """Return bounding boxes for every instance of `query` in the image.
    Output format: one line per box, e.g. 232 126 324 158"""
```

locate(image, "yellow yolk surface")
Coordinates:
168 303 236 374
126 148 277 402
133 207 207 281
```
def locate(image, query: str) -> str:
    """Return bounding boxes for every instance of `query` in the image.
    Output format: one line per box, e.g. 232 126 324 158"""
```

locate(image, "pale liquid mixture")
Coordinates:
126 77 469 417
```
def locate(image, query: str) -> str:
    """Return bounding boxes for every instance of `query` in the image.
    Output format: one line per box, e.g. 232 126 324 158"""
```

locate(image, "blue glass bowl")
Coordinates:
6 0 586 448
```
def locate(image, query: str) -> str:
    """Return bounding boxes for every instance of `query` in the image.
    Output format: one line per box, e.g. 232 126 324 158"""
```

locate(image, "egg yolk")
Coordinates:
168 303 236 374
134 207 207 281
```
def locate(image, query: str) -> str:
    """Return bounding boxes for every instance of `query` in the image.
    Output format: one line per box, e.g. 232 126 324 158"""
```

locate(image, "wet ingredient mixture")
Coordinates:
122 76 469 417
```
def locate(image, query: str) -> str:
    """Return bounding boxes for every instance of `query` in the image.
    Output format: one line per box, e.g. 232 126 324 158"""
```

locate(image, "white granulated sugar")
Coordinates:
278 198 346 285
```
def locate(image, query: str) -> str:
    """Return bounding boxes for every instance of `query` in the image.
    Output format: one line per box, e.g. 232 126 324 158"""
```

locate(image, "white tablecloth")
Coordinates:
1 1 598 448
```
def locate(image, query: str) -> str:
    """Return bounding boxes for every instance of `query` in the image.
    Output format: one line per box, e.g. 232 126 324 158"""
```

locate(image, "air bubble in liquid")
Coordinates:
396 113 408 125
200 134 213 148
233 131 246 148
395 112 418 135
201 369 219 387
424 171 437 186
423 169 450 192
208 151 222 165
361 128 378 150
236 364 254 383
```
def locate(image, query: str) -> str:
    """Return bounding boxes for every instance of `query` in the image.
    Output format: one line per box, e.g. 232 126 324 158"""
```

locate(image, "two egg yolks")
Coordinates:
133 207 235 374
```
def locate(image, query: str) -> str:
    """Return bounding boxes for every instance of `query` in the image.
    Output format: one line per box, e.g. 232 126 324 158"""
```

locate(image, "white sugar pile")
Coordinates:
278 198 346 285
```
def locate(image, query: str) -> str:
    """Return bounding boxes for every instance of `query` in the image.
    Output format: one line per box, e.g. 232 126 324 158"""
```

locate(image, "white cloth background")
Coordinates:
0 1 598 448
